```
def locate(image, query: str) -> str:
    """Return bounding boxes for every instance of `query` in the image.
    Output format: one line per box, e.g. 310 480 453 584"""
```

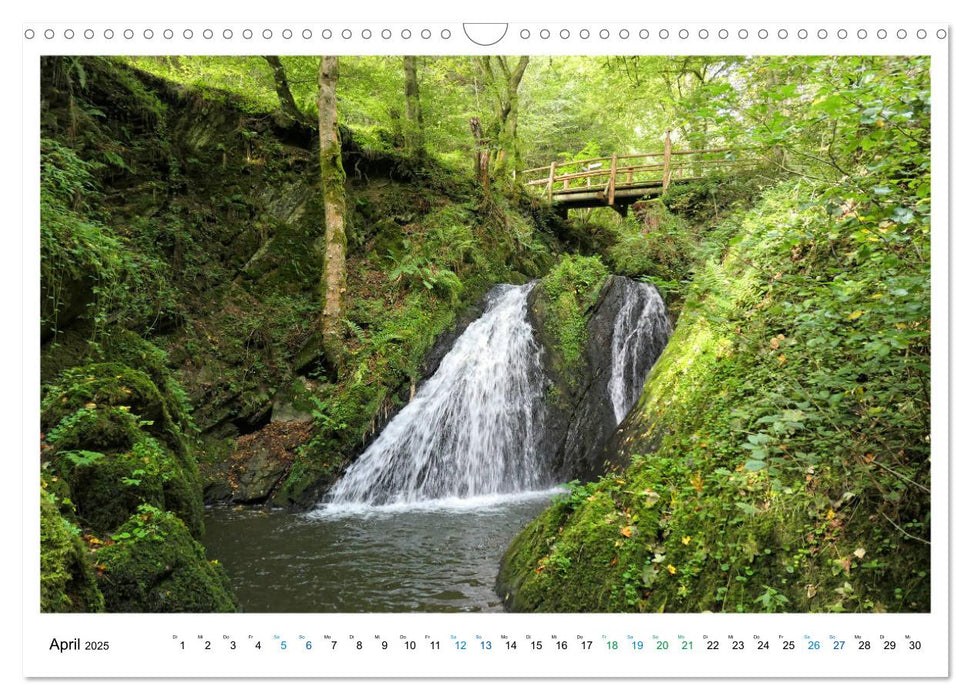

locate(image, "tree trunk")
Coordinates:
478 56 529 180
469 116 490 194
493 56 529 177
317 56 347 371
264 56 306 125
403 56 424 157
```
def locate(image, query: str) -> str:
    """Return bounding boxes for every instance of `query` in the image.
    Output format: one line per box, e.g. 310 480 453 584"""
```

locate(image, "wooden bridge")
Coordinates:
517 134 759 216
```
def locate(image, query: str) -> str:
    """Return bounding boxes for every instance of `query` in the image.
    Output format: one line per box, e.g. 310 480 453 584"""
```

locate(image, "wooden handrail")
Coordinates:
518 146 756 178
518 134 761 211
525 158 758 187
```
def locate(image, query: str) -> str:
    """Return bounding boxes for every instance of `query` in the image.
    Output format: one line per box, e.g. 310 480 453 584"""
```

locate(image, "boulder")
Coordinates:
217 421 314 504
95 506 237 612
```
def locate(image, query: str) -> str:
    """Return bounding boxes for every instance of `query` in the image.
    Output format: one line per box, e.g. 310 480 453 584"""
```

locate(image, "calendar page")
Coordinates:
19 4 951 684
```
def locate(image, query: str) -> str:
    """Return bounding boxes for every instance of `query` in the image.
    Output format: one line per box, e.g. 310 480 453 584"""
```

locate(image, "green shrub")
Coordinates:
608 201 698 288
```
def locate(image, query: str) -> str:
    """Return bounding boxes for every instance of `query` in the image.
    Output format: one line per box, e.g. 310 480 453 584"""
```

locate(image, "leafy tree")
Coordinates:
477 56 530 178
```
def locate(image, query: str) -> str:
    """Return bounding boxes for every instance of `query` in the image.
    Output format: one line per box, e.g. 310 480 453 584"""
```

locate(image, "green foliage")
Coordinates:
500 54 930 614
41 137 180 346
607 201 698 291
40 138 115 339
536 254 610 379
502 175 930 613
552 480 597 511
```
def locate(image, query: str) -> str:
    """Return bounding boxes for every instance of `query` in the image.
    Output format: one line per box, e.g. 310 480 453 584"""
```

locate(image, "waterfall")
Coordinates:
327 283 549 506
607 281 671 423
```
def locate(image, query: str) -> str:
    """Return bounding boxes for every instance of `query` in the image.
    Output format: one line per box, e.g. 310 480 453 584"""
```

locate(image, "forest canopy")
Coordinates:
123 54 928 176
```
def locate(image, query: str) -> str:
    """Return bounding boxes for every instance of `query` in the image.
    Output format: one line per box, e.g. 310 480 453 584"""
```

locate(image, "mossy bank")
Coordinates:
498 183 931 613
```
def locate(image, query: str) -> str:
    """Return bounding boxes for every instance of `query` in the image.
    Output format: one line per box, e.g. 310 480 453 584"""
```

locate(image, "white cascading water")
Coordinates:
607 282 672 423
326 283 549 506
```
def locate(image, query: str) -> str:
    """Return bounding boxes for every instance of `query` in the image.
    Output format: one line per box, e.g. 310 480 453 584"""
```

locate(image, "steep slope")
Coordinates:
498 183 931 613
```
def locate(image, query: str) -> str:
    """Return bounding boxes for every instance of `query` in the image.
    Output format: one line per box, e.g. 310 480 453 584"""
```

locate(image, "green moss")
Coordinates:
96 505 237 612
40 489 105 612
498 471 671 612
100 331 197 435
319 140 347 194
607 201 699 288
535 255 609 384
42 362 191 459
49 433 202 536
42 363 204 537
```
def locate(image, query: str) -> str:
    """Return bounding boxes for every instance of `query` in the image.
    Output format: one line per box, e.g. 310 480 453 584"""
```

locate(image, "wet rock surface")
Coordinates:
529 275 669 483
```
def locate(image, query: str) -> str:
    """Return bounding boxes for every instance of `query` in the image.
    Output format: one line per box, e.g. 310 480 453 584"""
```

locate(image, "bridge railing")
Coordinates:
516 135 760 207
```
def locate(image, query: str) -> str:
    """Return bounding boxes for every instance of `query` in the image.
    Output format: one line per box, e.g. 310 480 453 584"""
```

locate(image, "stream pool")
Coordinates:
202 489 561 613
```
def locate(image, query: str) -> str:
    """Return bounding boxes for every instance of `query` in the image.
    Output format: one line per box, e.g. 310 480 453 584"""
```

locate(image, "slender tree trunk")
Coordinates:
264 56 306 125
469 117 490 194
317 56 347 370
403 56 424 157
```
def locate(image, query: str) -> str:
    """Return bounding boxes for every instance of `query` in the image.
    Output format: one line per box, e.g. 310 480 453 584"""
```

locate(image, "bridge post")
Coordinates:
662 130 673 194
547 161 555 203
608 154 618 206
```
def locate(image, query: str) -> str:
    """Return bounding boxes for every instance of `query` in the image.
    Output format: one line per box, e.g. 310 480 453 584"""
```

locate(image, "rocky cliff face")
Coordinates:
528 271 671 484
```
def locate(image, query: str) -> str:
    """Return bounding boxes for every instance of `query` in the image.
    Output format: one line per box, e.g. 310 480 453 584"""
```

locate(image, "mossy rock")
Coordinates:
239 221 320 294
533 255 609 382
49 431 203 537
42 362 190 459
369 218 406 259
40 490 105 612
100 331 196 437
44 405 143 452
96 506 237 613
497 473 668 612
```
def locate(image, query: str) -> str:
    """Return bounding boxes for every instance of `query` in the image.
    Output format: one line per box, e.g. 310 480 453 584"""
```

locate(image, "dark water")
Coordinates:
202 490 560 613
